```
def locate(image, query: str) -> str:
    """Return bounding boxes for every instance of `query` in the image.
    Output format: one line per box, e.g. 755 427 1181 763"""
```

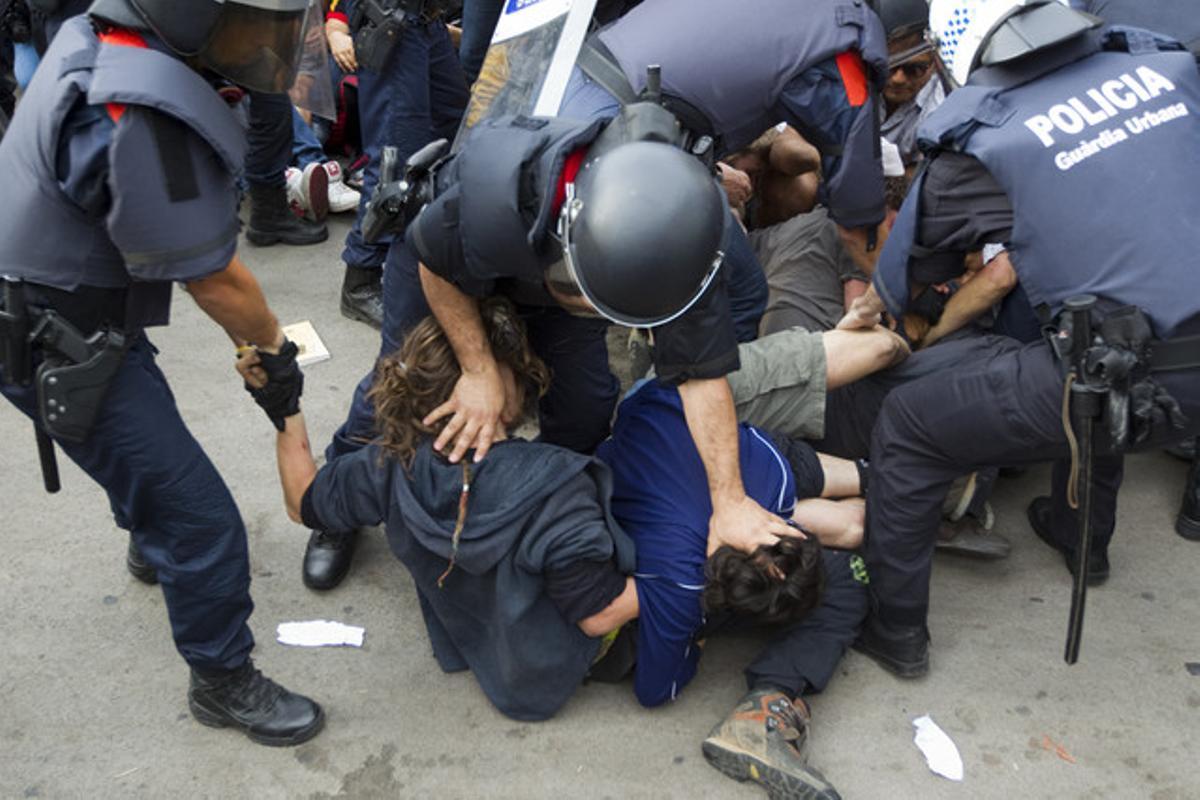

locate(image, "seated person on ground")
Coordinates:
727 127 910 336
596 377 870 800
253 299 638 722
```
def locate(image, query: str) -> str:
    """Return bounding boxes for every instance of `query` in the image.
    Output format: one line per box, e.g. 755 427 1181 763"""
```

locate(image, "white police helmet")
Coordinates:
929 0 1097 85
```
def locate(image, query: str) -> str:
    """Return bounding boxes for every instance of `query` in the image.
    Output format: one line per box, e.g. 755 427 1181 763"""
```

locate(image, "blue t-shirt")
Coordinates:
595 380 795 707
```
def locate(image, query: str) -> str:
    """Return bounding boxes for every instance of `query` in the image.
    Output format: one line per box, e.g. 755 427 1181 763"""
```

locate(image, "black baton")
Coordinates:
36 427 60 493
1064 294 1101 664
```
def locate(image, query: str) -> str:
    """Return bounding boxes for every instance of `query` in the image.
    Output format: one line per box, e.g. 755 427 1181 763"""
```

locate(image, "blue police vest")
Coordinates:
441 115 606 287
0 18 245 300
876 28 1200 339
597 0 888 154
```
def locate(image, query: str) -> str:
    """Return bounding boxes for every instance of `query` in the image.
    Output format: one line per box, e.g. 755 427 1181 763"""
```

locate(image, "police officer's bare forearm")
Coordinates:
678 377 797 556
185 255 286 353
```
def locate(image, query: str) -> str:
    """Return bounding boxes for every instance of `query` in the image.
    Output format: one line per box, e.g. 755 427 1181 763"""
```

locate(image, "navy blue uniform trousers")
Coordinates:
1 336 255 670
341 20 468 272
861 336 1200 628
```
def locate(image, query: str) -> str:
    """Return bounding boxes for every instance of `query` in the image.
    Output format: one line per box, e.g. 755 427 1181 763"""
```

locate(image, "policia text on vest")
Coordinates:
1022 65 1188 171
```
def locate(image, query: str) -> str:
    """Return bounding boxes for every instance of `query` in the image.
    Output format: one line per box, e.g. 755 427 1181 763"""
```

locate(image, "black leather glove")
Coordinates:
246 339 303 431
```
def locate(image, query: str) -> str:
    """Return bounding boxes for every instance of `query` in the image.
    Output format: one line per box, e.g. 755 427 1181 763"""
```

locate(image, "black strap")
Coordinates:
147 113 199 203
576 37 639 105
1151 334 1200 372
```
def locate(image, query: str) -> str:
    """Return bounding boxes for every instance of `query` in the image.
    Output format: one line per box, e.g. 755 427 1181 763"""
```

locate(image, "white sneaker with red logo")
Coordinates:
322 161 362 214
285 163 329 223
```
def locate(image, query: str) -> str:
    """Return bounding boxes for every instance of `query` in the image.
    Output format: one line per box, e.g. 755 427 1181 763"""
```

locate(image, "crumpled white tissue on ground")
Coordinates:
912 714 964 781
276 620 365 647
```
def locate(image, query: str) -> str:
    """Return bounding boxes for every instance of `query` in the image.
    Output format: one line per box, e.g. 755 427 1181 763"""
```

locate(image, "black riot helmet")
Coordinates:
88 0 312 93
548 140 727 327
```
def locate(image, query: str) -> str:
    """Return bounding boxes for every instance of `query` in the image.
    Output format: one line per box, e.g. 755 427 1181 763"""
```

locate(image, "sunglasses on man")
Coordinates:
892 59 933 79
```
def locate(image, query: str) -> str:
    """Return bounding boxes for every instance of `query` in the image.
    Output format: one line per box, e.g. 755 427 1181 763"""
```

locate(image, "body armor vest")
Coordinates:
876 28 1200 339
447 115 606 286
0 17 245 297
596 0 888 153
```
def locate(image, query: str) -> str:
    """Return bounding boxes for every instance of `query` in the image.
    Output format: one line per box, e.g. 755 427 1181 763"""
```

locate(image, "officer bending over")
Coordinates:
296 0 905 592
839 0 1200 677
0 0 323 745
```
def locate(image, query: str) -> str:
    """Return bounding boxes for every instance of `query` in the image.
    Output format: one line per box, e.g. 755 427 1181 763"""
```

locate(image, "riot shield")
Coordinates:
454 0 598 150
288 0 337 121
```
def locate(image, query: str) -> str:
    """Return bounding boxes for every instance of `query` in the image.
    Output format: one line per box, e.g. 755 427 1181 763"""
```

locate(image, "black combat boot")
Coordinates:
340 265 384 329
302 528 359 591
1177 448 1200 541
1027 496 1110 584
245 182 328 246
188 660 324 747
125 536 158 585
853 614 929 679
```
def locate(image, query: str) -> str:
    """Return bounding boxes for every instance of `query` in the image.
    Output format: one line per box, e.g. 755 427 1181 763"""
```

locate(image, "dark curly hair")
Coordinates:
367 297 551 467
703 536 825 627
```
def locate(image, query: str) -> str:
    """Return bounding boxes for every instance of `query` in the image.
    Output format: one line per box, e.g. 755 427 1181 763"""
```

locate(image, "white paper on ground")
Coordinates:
276 620 365 647
912 714 964 781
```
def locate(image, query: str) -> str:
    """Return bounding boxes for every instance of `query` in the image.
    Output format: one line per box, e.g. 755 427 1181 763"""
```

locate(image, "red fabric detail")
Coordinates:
552 148 588 216
835 50 869 108
98 28 148 50
97 29 148 123
327 10 349 23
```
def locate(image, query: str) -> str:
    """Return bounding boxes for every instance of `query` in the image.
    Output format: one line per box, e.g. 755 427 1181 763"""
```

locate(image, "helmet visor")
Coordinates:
200 0 311 95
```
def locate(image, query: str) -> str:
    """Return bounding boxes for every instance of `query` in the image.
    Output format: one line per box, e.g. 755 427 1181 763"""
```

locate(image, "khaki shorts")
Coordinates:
727 327 827 440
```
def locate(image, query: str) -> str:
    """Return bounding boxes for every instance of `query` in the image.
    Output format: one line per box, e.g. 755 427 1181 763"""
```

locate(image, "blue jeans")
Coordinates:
458 0 506 84
291 107 326 169
1 335 255 671
341 21 469 271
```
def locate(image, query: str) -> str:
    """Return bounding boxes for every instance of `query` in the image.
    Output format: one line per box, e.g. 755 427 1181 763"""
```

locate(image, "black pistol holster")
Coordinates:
1049 303 1191 455
1 278 127 444
350 0 431 74
362 137 449 243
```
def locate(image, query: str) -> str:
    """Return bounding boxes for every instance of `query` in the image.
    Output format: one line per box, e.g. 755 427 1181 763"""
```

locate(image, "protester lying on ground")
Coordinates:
595 377 868 800
247 299 638 721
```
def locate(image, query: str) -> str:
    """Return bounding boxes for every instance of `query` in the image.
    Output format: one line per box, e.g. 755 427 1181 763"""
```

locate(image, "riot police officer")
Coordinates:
1068 0 1200 545
839 0 1200 676
301 0 902 593
0 0 323 744
324 0 468 330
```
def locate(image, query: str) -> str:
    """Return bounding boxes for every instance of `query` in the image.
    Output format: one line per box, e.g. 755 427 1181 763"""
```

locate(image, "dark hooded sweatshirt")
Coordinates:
302 438 636 721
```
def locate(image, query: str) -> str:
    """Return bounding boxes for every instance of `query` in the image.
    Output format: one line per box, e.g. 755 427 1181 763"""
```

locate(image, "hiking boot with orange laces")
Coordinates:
702 688 840 799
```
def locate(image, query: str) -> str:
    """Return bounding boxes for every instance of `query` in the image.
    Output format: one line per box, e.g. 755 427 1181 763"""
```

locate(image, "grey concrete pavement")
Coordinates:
2 220 1199 799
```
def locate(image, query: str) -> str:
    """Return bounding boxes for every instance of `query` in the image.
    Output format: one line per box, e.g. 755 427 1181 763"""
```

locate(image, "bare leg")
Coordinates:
817 452 860 498
822 328 908 390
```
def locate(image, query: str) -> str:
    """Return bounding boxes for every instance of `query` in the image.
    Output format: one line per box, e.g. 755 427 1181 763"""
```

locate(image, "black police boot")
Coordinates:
852 614 929 679
1027 496 1110 584
302 528 359 591
188 660 324 747
126 536 158 585
340 265 384 329
245 182 329 247
1176 452 1200 541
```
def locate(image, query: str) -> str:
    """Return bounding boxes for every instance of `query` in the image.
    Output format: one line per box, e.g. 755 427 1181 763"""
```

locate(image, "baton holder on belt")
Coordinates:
1063 294 1103 664
1 278 61 493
